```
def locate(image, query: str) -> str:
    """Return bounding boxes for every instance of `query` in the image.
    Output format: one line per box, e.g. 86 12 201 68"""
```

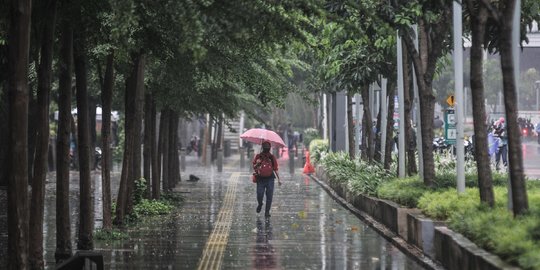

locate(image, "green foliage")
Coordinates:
377 177 428 208
303 128 320 148
308 139 328 164
126 178 179 223
133 177 147 205
132 199 173 217
320 152 395 196
417 185 540 269
94 228 128 241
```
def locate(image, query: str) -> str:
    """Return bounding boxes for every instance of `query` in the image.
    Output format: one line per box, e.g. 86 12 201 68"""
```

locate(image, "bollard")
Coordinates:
240 147 245 169
217 149 223 172
180 148 186 172
289 149 295 175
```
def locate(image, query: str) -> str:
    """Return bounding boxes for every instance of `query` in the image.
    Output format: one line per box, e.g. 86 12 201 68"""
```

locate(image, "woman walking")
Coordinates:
253 141 281 217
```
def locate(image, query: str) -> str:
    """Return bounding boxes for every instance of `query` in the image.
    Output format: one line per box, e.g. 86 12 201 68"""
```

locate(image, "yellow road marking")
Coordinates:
197 172 240 270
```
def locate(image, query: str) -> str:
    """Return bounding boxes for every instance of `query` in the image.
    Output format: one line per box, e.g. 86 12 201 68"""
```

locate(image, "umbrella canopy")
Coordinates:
240 128 285 148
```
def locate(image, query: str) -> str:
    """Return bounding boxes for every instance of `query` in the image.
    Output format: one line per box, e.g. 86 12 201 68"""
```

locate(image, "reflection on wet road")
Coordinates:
37 157 422 269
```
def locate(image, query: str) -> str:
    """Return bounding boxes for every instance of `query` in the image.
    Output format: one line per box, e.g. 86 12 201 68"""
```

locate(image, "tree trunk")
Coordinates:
151 98 160 199
467 1 494 207
168 111 178 189
127 52 145 213
360 85 374 162
115 52 144 224
70 115 78 170
7 0 31 268
29 0 57 268
399 7 452 186
201 114 210 165
499 0 528 215
55 13 73 263
100 52 114 230
144 93 152 197
89 96 97 149
418 80 436 186
374 105 382 163
0 85 8 187
28 80 37 184
160 110 170 191
157 110 166 193
384 81 396 170
347 92 355 159
74 27 93 250
403 47 417 175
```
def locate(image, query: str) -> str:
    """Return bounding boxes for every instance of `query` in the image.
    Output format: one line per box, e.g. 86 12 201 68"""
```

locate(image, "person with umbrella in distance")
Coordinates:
241 128 285 218
253 141 282 217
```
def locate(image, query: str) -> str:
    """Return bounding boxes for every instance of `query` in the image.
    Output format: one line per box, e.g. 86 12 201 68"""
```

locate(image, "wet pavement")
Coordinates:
523 141 540 179
0 154 424 269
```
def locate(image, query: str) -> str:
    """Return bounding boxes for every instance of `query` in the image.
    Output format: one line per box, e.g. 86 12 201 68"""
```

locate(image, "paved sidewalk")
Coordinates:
91 155 422 269
1 154 425 269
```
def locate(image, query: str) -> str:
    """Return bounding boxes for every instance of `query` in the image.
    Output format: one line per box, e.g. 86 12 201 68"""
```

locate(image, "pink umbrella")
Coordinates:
240 128 286 148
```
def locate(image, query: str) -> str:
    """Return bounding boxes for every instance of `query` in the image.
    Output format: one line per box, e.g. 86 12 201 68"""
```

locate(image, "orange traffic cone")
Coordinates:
303 150 315 174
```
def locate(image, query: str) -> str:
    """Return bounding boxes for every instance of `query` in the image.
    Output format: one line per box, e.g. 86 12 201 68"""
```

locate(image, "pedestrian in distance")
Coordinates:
252 141 281 218
492 117 508 171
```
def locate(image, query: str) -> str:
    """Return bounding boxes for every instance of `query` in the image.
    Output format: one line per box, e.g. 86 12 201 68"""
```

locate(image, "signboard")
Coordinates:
445 109 456 145
446 95 455 107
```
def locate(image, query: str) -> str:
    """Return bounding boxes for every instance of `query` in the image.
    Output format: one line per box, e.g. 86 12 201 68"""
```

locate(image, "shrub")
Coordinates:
303 128 320 148
418 186 540 269
349 160 395 196
133 199 173 216
309 139 328 164
377 177 428 208
320 152 355 185
320 152 394 196
449 208 540 269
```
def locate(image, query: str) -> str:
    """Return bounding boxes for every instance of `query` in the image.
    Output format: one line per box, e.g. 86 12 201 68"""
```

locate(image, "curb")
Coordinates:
308 173 444 270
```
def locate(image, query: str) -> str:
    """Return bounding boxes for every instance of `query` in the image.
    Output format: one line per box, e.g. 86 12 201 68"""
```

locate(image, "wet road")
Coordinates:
0 155 423 269
74 156 422 269
523 141 540 179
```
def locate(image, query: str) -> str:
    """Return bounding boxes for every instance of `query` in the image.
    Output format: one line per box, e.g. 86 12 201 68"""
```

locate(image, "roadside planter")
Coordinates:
314 165 517 270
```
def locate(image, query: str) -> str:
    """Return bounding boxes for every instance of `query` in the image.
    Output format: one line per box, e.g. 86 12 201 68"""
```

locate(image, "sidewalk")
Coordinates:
92 154 423 269
1 153 425 269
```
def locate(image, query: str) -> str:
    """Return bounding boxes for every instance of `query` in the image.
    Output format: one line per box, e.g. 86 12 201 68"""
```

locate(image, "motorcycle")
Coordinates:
432 137 451 153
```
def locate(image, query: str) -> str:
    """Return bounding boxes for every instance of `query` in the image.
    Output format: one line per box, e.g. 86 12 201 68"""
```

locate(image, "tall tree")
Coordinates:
482 0 529 215
380 1 453 186
100 52 114 231
73 12 94 249
55 5 73 262
384 81 397 170
150 97 159 199
7 0 32 268
29 0 57 268
465 0 495 207
143 92 152 197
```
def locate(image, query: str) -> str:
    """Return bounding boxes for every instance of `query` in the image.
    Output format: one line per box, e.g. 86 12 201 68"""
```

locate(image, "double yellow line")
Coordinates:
197 172 240 270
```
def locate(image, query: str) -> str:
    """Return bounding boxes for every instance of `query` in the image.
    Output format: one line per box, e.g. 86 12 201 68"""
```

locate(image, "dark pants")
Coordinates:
256 177 275 215
496 145 508 169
